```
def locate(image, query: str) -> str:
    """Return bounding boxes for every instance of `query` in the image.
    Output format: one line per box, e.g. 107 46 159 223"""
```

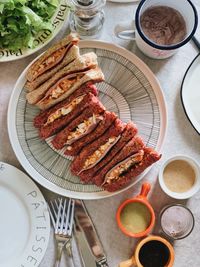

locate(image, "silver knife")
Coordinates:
74 200 109 267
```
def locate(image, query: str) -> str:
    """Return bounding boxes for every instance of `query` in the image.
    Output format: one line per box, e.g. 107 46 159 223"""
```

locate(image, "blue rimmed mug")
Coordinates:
117 0 198 59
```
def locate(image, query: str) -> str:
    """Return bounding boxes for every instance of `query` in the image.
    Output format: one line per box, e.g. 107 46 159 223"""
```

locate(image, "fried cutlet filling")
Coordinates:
41 74 84 104
83 136 120 170
45 95 85 125
32 47 68 78
103 150 144 185
66 114 103 144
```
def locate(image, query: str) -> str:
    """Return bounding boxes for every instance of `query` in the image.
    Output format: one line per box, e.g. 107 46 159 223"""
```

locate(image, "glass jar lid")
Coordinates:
70 0 106 11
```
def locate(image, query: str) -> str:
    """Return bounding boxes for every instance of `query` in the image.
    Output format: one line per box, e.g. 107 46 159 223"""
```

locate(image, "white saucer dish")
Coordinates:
0 162 50 267
159 155 200 199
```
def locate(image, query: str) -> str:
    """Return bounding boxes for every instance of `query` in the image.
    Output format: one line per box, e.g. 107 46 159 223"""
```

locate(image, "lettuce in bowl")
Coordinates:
0 0 59 50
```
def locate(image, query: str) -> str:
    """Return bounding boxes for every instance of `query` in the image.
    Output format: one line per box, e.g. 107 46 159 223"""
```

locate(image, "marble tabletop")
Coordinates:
1 1 200 267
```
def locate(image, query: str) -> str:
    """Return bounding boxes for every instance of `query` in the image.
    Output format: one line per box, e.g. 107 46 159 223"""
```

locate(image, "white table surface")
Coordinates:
1 1 200 267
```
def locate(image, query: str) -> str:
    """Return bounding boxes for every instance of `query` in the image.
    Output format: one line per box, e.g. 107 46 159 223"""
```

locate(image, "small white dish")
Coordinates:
159 155 200 199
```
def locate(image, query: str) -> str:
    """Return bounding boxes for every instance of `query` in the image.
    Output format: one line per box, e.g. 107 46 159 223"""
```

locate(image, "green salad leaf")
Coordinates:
0 0 59 50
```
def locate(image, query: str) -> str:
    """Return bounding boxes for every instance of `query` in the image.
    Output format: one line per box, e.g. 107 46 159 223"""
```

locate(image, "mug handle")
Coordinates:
119 256 137 267
137 182 151 199
114 20 136 41
117 30 136 41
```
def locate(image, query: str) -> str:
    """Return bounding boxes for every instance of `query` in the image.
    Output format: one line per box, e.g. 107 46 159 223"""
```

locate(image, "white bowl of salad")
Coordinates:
0 0 70 62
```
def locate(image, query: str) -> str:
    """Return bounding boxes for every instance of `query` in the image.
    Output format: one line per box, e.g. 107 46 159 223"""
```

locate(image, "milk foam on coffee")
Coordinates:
140 6 187 46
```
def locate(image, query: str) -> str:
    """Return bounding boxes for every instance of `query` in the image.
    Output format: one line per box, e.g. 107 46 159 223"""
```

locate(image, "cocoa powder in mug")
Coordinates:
140 6 187 46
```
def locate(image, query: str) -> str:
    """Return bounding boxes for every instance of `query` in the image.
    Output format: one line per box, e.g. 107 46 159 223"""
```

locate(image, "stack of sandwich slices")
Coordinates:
25 33 161 192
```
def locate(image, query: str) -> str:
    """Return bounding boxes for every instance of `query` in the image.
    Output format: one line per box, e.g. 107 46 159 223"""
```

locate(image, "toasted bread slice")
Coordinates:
77 122 139 182
26 53 100 106
30 67 104 110
25 45 80 91
36 67 104 110
70 118 125 175
26 33 79 82
34 83 98 128
103 147 161 192
51 97 105 149
64 111 117 157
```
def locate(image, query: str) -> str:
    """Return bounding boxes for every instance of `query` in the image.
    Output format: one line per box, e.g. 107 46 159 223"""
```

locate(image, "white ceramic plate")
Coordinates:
0 0 69 62
0 162 50 267
7 40 167 199
181 54 200 134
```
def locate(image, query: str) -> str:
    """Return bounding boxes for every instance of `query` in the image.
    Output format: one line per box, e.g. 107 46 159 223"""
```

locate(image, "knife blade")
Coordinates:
74 200 109 267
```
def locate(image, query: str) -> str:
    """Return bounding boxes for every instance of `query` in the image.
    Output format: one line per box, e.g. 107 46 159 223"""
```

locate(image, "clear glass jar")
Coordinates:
159 204 195 240
69 0 106 39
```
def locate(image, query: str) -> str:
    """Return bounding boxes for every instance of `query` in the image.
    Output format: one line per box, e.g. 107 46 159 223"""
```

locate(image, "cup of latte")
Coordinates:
117 0 198 59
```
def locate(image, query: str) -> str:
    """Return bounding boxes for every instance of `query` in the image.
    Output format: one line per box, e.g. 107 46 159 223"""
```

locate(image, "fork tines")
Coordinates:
49 198 75 237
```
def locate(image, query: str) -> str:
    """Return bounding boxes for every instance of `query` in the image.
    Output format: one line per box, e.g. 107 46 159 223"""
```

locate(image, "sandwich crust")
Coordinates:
26 66 104 109
71 118 125 175
103 147 161 192
35 67 104 110
26 33 79 82
92 136 145 186
34 83 98 128
78 122 139 182
51 97 105 149
39 92 99 139
64 111 117 157
25 45 80 91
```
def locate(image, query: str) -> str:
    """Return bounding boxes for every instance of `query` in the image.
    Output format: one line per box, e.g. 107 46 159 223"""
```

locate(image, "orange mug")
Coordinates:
119 235 175 267
116 183 155 238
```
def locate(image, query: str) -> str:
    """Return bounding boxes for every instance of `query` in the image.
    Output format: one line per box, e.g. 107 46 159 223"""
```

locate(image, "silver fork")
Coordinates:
48 198 75 267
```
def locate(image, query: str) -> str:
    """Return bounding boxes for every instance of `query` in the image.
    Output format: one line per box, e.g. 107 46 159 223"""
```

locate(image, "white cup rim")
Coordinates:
135 0 198 50
158 155 200 199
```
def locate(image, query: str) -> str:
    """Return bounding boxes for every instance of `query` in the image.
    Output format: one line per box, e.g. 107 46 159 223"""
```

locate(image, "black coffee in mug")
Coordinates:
139 240 170 267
